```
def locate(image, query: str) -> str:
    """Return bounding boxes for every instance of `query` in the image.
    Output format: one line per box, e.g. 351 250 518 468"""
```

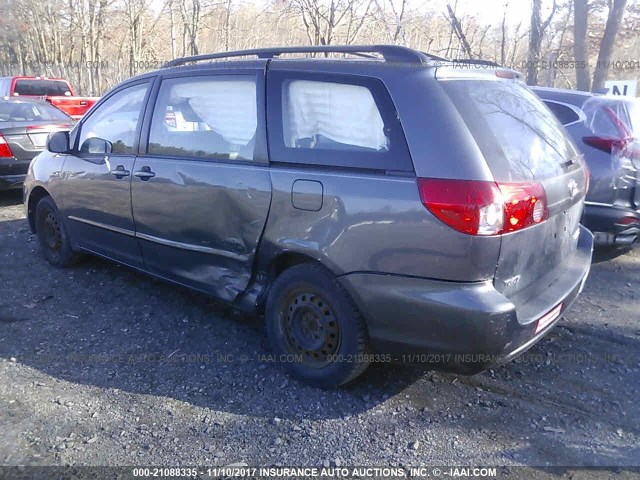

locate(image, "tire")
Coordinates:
265 263 371 388
35 196 78 268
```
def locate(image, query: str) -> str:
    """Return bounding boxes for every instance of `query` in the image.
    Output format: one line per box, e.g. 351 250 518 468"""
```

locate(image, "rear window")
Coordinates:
13 79 71 96
0 101 72 122
544 101 581 126
283 80 389 152
441 79 579 181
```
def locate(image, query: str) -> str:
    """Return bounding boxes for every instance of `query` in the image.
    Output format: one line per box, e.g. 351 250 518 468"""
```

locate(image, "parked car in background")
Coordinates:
532 86 640 247
24 46 593 387
0 98 73 190
0 76 99 119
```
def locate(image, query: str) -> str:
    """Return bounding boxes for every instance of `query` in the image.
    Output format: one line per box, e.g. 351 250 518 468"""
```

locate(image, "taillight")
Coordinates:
500 182 549 232
582 136 628 154
616 216 639 226
417 178 548 236
0 134 14 158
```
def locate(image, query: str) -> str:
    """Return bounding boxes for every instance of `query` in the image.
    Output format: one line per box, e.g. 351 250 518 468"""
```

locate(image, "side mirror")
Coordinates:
80 137 112 155
47 131 70 154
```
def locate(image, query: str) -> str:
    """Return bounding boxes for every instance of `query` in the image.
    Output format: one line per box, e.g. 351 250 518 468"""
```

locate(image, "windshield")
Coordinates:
0 101 72 122
441 79 579 182
13 79 71 96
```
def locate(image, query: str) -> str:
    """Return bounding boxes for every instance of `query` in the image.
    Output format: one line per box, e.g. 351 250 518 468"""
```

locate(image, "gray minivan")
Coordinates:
23 46 593 387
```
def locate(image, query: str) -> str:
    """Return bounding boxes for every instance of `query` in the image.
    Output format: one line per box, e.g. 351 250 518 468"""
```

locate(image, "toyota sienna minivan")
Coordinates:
23 46 593 387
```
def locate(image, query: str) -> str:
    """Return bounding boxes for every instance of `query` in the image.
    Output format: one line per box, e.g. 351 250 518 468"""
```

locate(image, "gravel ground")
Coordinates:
1 189 639 470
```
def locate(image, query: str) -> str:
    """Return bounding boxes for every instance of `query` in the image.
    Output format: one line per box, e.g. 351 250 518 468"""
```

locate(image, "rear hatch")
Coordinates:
439 72 587 310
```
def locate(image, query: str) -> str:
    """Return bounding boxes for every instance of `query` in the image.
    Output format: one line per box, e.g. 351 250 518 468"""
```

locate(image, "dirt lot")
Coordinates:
1 189 639 470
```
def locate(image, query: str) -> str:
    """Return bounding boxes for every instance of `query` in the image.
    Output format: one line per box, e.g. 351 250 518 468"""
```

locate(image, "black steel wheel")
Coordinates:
35 196 78 267
265 263 371 388
282 291 341 368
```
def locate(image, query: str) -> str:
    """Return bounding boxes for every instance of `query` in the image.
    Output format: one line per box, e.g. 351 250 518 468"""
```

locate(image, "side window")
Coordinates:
544 101 580 126
147 75 257 161
283 80 389 152
268 72 413 172
77 82 149 155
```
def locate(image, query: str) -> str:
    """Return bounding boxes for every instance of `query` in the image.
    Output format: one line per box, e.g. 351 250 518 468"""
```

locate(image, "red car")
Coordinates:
0 76 99 119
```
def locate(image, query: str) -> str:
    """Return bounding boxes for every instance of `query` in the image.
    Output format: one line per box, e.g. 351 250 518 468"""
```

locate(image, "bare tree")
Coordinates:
124 0 148 76
445 2 473 58
374 0 407 44
0 0 635 95
223 0 233 51
573 0 591 91
593 0 628 91
291 0 374 46
179 0 202 56
526 0 558 85
500 1 509 65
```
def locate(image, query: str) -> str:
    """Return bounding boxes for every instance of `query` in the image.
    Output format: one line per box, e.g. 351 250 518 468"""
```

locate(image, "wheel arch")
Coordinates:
27 185 52 233
248 250 340 314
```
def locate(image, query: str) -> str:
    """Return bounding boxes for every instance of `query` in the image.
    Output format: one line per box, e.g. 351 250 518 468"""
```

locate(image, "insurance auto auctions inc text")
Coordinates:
206 466 498 478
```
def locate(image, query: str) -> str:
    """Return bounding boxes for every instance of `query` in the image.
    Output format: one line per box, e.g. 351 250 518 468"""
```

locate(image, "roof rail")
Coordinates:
163 45 435 68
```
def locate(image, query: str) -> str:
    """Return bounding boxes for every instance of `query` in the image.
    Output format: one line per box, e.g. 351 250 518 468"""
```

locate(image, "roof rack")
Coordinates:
163 45 437 68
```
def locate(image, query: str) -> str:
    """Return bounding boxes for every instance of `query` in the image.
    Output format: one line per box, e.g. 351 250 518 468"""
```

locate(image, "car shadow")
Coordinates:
592 245 636 264
0 216 427 420
0 190 22 207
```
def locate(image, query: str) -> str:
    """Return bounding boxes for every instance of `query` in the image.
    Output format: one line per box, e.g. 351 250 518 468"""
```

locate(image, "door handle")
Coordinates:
134 166 156 180
110 165 130 178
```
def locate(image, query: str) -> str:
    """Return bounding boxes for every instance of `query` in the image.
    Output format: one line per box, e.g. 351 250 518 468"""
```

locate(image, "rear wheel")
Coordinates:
265 263 371 388
35 196 78 268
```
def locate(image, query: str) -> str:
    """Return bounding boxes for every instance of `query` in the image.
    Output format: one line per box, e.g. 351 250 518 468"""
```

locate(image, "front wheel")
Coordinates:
265 263 371 388
35 196 78 268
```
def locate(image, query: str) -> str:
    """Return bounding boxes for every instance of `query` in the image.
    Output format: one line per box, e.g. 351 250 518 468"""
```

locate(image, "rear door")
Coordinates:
441 77 588 303
131 68 271 302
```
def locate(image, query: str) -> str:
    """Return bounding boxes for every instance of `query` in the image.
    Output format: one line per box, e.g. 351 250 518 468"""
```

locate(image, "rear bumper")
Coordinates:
0 174 26 190
0 159 29 190
338 225 593 374
583 203 640 246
